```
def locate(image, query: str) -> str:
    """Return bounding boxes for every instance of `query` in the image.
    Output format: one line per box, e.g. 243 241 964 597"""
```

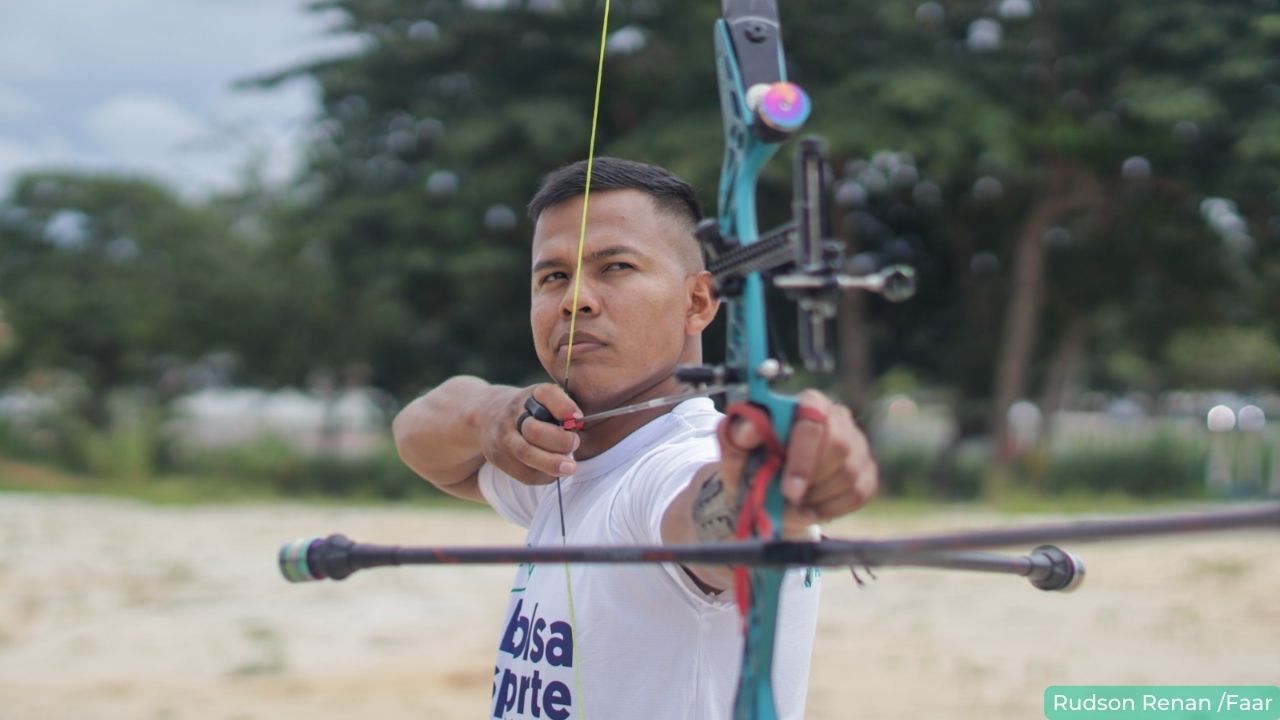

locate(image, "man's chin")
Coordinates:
562 374 684 415
562 385 619 415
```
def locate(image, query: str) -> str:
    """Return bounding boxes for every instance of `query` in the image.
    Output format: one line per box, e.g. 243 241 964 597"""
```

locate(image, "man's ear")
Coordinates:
686 271 721 335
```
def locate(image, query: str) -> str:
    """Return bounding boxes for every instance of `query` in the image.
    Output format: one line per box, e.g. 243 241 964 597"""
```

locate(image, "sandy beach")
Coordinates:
0 493 1275 719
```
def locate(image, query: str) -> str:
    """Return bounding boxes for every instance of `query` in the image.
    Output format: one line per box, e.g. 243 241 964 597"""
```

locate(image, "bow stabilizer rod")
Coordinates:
278 533 1086 591
279 503 1277 588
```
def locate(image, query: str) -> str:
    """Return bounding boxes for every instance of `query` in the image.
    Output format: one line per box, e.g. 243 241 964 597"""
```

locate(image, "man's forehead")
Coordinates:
530 190 682 260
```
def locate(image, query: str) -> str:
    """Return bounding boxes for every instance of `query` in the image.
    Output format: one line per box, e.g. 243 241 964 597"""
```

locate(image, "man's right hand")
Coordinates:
481 383 583 485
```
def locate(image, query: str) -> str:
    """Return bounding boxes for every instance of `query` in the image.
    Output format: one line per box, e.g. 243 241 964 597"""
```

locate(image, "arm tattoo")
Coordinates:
692 471 740 543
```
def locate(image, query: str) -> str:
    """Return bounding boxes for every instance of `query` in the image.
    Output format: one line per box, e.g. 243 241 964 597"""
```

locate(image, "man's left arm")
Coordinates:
660 390 878 592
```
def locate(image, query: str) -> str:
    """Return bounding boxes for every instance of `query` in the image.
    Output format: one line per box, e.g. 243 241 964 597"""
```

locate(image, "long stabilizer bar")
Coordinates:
279 503 1277 592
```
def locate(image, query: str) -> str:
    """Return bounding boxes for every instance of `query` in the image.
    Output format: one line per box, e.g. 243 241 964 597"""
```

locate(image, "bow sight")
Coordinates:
689 139 917 383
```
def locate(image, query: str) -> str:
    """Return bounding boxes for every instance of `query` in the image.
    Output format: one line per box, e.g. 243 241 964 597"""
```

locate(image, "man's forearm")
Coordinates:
392 376 520 492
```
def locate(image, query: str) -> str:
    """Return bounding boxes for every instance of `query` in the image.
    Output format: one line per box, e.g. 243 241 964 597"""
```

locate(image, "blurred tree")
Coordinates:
4 1 1276 500
0 173 283 419
781 0 1280 491
247 0 1278 471
247 0 731 398
1165 326 1280 390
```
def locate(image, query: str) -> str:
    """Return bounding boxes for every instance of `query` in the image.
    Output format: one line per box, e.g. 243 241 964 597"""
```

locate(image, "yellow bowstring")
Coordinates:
559 2 611 717
564 0 611 387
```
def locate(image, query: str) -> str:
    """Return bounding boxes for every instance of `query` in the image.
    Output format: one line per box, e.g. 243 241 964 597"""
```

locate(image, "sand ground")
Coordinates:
0 493 1275 719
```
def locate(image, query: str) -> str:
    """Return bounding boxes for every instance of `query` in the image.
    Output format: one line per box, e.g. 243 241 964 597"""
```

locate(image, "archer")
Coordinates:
392 157 878 720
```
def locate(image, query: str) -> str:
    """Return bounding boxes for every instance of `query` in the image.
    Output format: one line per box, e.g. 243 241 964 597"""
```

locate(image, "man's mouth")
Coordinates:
557 331 607 355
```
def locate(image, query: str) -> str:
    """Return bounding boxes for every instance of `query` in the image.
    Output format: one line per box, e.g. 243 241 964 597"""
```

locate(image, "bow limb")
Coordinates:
708 4 810 718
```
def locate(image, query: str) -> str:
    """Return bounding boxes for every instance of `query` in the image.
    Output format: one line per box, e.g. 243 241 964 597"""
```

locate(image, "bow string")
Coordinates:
554 0 613 715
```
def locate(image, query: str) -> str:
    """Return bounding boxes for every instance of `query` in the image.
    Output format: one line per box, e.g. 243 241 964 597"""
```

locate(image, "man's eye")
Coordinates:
604 262 634 272
539 271 569 285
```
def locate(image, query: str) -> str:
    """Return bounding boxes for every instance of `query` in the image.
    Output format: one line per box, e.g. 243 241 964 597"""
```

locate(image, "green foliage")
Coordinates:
1119 76 1225 126
176 437 307 490
1253 12 1280 35
303 446 431 499
1101 351 1163 393
876 431 1211 501
3 1 1280 506
875 443 985 500
0 388 167 482
874 444 935 498
171 437 432 499
73 400 165 483
872 368 925 396
2 421 437 502
0 173 304 394
1235 111 1280 164
1044 432 1209 498
1165 326 1280 390
0 384 430 499
0 420 50 464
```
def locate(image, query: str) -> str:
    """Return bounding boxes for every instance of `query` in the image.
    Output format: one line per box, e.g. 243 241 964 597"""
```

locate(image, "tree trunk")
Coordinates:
987 159 1100 496
1038 314 1087 437
1029 314 1088 492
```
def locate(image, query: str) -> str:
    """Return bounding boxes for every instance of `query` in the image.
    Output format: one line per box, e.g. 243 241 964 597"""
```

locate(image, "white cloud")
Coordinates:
79 92 298 196
85 93 208 158
0 138 47 182
0 33 62 80
0 0 352 197
0 135 77 192
0 85 40 119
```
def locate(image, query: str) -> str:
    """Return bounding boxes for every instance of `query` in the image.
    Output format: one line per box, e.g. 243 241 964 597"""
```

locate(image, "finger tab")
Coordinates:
524 395 558 423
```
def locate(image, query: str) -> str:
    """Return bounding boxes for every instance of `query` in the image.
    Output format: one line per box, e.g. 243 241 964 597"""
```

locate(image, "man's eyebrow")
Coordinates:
531 244 650 274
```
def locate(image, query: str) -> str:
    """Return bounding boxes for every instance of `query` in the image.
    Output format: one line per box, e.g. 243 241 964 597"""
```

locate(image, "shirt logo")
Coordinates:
493 598 575 718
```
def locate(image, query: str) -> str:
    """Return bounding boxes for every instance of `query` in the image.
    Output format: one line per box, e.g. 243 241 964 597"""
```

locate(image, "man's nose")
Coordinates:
559 276 599 318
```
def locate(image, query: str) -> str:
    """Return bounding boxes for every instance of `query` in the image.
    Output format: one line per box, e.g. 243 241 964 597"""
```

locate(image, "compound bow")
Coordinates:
278 3 1280 719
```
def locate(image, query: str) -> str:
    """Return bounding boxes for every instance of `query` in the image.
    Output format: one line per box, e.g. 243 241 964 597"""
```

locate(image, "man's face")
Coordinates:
530 189 712 411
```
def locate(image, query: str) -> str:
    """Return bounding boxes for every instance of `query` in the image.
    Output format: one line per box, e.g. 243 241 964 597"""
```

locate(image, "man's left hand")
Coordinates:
716 389 878 536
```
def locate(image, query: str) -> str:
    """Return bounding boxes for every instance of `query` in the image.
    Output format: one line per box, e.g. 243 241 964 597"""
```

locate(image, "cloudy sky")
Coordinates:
0 0 358 197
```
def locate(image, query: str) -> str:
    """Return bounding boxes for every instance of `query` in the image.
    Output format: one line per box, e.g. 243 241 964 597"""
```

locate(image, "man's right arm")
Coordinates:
392 377 581 503
392 376 513 502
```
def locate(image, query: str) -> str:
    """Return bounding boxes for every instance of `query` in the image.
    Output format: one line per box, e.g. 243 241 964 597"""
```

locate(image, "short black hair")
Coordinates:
527 156 704 228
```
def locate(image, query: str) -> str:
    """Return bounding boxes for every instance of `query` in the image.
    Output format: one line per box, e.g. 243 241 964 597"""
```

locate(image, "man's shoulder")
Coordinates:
665 397 723 432
622 400 721 475
644 399 721 452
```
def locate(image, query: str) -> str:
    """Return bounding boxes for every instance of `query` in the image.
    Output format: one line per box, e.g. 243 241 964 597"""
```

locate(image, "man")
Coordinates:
393 157 878 719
